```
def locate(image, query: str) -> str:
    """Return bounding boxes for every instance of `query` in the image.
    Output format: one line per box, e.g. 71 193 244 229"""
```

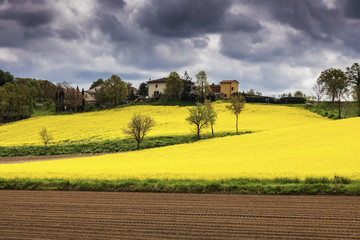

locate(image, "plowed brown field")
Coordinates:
0 191 359 239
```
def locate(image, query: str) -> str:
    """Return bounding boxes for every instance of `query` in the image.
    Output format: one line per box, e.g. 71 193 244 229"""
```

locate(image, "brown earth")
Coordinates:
0 191 359 239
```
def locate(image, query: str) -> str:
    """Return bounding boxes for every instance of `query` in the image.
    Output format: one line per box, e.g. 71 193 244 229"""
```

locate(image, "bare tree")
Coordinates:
39 127 53 149
186 102 210 140
204 99 217 138
226 94 246 134
312 82 325 108
123 113 156 150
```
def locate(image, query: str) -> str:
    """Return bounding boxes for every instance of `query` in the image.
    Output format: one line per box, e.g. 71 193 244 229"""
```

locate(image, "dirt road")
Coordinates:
0 191 359 239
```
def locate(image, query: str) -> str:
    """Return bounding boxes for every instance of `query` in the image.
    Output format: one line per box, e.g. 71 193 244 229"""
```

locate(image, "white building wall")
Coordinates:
148 82 166 97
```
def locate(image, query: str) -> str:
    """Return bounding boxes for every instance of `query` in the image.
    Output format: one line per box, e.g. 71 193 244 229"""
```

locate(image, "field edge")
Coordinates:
1 178 359 195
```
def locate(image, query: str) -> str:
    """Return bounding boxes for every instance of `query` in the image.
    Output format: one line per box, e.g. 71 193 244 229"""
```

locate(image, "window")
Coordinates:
155 84 158 88
231 87 234 91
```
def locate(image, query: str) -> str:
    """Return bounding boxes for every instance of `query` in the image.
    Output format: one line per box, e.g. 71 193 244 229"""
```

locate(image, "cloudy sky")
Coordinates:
0 0 360 96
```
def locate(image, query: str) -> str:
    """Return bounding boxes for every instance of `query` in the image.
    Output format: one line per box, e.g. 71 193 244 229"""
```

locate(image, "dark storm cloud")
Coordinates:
97 13 132 42
344 0 360 19
97 0 126 10
0 9 53 27
136 0 260 38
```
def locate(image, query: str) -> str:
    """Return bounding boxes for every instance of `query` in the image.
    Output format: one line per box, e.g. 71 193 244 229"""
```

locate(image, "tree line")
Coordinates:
0 69 86 123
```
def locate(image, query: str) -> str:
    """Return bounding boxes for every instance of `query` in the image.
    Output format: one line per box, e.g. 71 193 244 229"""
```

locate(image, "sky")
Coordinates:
0 0 360 96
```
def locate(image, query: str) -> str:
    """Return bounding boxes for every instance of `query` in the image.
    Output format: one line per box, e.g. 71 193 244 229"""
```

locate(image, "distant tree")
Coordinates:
39 80 57 101
0 83 34 122
123 113 156 150
294 90 305 98
39 127 54 149
226 94 246 134
138 82 148 98
0 69 14 86
126 82 136 101
102 75 128 106
204 99 217 138
65 87 83 112
247 89 255 96
55 84 66 112
186 102 209 140
317 68 350 118
255 91 262 96
181 71 193 101
195 70 211 102
89 78 104 89
346 63 360 116
164 72 183 100
312 81 325 107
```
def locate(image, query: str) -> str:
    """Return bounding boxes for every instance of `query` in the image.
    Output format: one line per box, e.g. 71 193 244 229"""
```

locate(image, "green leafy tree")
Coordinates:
204 99 217 137
164 72 183 100
346 63 360 116
195 70 211 102
89 78 104 89
0 83 34 122
102 75 128 107
317 68 350 118
0 69 14 86
138 82 148 98
181 71 193 100
226 94 246 134
123 113 156 150
294 91 305 98
186 102 209 140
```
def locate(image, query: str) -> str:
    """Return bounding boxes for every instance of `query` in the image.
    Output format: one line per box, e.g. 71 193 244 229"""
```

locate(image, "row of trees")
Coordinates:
313 62 360 118
0 68 88 123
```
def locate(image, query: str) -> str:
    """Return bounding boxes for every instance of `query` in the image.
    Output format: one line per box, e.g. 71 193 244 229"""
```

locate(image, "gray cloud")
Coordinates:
136 0 260 37
97 0 126 10
0 9 53 27
344 0 360 19
0 0 359 95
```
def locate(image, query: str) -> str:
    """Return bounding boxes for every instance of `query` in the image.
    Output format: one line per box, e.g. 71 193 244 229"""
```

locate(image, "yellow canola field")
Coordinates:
1 117 359 180
0 103 327 146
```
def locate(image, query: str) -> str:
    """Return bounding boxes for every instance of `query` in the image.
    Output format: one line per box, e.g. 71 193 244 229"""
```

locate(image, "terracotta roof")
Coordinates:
148 77 193 84
148 78 167 83
220 80 239 84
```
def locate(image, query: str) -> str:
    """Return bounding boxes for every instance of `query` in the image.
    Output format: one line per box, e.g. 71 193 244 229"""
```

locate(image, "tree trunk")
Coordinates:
137 141 140 150
236 115 238 134
338 99 341 119
211 124 214 138
357 100 360 117
197 126 200 140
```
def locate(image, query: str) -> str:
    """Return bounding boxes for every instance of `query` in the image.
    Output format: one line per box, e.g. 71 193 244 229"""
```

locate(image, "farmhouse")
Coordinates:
84 85 103 103
210 80 239 99
148 78 167 98
148 77 194 98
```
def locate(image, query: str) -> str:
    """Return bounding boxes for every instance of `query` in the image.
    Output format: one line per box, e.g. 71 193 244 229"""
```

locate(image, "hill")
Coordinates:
0 102 328 146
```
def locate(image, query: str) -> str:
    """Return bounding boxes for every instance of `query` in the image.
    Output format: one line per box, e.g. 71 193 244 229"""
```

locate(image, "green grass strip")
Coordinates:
0 131 250 157
1 177 359 195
